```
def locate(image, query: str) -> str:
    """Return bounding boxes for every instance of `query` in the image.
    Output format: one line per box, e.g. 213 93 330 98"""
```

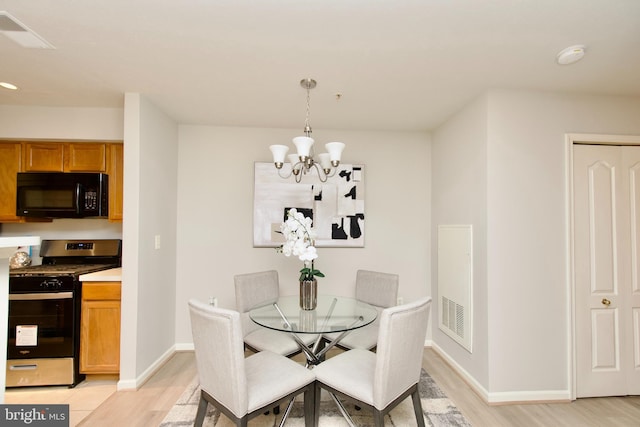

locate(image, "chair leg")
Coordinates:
194 395 208 427
313 382 322 427
304 383 315 427
373 409 385 427
411 388 426 427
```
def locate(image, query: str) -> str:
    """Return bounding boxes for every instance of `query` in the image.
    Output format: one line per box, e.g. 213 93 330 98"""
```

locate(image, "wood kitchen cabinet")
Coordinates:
107 143 123 221
0 142 23 222
23 142 107 172
66 143 107 172
80 281 121 375
22 142 65 171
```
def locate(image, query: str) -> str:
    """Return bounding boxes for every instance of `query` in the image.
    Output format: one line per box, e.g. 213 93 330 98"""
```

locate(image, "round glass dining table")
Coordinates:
249 295 378 366
249 294 378 334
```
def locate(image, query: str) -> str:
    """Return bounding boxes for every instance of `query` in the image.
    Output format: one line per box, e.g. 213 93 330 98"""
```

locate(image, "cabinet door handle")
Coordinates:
602 298 611 307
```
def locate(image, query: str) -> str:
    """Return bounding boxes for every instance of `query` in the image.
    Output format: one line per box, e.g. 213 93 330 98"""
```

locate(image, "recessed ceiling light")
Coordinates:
0 81 18 90
557 45 586 65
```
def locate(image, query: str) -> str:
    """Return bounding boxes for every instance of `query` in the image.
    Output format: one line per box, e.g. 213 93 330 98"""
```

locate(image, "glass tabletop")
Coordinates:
249 295 378 334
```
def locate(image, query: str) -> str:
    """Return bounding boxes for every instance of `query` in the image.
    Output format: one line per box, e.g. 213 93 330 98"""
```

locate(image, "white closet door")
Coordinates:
573 144 640 397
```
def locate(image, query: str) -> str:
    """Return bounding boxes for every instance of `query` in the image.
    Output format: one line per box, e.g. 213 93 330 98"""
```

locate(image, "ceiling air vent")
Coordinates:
0 11 54 49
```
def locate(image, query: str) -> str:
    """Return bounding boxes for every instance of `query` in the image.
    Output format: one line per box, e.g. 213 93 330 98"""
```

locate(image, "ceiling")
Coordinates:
0 0 639 132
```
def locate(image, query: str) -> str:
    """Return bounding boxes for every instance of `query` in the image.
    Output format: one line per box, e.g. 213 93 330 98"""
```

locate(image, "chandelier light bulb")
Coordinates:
269 144 289 169
288 154 302 175
317 153 332 172
292 136 314 160
325 142 345 165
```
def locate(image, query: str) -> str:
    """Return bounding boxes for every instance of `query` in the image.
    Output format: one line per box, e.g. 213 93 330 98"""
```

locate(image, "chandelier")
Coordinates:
269 78 345 183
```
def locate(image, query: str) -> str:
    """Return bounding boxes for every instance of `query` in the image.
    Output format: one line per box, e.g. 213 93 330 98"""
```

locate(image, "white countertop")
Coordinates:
79 267 122 282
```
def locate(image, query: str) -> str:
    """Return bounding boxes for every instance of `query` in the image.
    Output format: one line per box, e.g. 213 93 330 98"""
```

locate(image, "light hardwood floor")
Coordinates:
9 348 640 426
77 351 197 426
422 349 640 427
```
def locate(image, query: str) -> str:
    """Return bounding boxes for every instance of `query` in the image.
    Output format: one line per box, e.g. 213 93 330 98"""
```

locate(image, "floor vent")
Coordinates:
437 225 473 352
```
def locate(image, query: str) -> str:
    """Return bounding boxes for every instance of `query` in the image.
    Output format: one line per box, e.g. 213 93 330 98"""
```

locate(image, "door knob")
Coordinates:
602 298 611 306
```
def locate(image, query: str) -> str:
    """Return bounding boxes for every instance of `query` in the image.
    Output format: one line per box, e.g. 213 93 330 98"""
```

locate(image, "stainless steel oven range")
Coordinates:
7 239 122 388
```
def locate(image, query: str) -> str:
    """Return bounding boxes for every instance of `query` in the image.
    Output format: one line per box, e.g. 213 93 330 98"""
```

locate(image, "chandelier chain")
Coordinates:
304 85 312 136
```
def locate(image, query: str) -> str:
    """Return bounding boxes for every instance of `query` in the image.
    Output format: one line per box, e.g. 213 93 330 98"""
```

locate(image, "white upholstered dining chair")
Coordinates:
188 299 316 427
324 269 399 351
234 270 315 356
313 297 432 427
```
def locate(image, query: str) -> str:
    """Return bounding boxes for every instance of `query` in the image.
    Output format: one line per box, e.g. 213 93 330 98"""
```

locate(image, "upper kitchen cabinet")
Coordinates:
23 142 108 172
0 143 23 222
107 144 123 221
22 142 65 171
66 143 107 172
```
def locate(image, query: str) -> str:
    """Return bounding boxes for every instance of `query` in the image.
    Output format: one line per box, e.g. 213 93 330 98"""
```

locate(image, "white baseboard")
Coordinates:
175 342 194 351
117 345 176 390
431 342 490 401
487 390 571 404
430 342 570 404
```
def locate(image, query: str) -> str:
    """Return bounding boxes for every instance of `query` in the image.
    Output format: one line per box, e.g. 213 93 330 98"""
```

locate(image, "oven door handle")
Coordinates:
9 292 73 300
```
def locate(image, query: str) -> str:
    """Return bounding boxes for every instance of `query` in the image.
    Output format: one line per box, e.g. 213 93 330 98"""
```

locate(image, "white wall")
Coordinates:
119 94 178 386
0 105 123 141
431 94 490 388
174 125 432 345
432 89 640 400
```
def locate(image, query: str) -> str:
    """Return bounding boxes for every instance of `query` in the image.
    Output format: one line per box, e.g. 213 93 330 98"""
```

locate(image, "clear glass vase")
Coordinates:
299 278 317 310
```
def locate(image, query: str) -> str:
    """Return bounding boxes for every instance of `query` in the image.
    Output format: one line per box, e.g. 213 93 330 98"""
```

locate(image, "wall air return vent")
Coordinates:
437 225 473 352
442 296 465 339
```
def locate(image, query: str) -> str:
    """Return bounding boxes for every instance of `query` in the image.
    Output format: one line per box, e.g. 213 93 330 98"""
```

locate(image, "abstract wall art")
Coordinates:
253 162 365 247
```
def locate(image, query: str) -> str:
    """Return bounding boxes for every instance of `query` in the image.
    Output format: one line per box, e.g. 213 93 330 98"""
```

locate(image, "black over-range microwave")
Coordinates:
16 172 109 218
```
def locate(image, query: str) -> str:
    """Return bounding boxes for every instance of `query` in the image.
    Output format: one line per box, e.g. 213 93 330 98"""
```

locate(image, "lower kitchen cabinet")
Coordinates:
80 281 121 374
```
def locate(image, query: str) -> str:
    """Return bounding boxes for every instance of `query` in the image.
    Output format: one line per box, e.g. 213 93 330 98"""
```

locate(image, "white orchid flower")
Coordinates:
277 207 324 281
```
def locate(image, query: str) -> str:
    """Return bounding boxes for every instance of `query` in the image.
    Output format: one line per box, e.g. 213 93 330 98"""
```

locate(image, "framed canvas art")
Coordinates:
253 162 365 247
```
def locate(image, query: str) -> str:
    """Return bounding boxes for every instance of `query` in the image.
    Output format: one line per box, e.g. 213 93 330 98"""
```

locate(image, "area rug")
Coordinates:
159 369 471 426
